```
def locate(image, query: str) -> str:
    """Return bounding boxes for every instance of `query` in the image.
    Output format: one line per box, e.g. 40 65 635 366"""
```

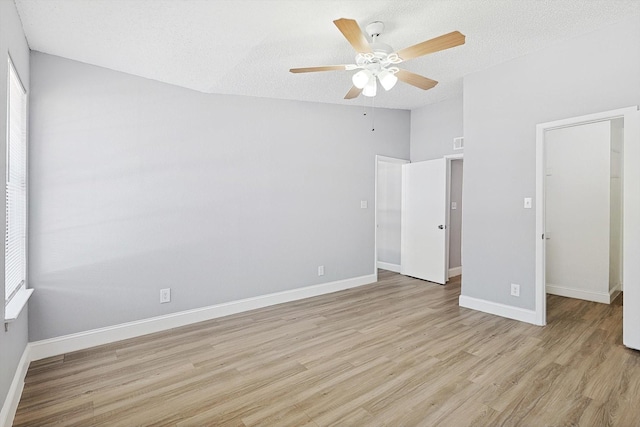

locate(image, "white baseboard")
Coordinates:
0 345 31 427
610 283 622 303
448 266 462 277
459 295 538 325
546 283 618 304
28 274 377 362
377 262 401 273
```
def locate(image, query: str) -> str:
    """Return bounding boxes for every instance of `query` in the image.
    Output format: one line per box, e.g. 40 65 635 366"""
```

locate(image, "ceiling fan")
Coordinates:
290 18 465 99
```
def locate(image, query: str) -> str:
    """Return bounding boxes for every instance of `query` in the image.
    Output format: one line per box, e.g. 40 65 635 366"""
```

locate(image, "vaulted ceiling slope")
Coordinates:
15 0 640 110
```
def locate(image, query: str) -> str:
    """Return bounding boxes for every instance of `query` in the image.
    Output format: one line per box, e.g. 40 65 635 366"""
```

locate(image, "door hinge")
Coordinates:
542 233 544 240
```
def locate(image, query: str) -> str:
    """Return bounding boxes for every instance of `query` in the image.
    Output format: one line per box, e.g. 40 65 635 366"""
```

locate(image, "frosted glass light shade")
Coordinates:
378 69 398 91
352 70 373 89
362 78 377 97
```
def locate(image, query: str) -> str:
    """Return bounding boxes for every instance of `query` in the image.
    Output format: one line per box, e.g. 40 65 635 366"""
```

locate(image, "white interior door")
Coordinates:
623 109 640 350
401 159 447 284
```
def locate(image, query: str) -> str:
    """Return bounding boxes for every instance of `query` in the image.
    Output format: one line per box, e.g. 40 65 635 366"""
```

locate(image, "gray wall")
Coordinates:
0 0 30 409
462 16 640 310
410 95 463 162
28 52 410 341
449 159 463 269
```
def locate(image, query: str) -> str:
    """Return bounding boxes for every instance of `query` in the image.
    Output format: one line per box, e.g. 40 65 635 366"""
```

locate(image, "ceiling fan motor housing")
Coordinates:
366 21 385 38
365 21 394 57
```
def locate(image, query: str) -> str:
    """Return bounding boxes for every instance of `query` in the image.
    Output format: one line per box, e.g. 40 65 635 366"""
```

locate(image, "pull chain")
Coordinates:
371 95 375 131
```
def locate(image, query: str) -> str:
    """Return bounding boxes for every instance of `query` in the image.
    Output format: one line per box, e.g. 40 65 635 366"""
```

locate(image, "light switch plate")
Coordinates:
160 288 171 303
360 200 368 209
511 283 520 297
451 202 457 210
524 198 532 209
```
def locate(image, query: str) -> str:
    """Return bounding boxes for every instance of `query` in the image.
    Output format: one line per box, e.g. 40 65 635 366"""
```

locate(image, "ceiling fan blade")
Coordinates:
344 86 363 99
333 18 372 53
396 69 438 90
289 65 349 73
395 31 465 61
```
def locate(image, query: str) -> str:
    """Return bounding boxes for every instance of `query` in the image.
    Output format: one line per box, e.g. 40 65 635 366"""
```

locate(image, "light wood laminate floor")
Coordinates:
14 271 640 426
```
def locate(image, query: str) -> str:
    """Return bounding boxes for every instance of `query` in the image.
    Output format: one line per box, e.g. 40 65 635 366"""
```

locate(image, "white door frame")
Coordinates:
535 106 639 326
444 154 464 280
374 155 409 277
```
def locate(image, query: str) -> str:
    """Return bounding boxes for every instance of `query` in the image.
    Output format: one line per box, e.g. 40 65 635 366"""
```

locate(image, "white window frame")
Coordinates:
5 56 32 322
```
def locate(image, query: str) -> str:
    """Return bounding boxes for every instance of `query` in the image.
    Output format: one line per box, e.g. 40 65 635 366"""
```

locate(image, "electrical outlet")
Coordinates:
318 265 325 276
160 288 171 303
511 283 520 297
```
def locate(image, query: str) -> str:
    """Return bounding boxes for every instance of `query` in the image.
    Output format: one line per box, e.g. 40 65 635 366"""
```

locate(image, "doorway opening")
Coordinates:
375 156 408 274
374 154 463 285
535 107 640 341
446 157 464 281
544 119 622 305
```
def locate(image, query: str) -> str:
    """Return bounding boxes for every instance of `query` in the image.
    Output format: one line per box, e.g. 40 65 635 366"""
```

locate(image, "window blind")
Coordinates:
5 59 27 303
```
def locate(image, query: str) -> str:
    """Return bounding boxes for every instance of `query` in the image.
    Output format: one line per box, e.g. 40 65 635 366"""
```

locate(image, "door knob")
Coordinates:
438 225 445 229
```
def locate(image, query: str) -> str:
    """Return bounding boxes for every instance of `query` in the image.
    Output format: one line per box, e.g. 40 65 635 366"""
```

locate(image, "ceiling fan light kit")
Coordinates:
289 18 465 100
352 69 372 89
378 68 398 91
363 77 377 97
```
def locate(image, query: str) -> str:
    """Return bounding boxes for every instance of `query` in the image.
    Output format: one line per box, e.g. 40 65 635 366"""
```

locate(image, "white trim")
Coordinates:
0 345 30 427
377 262 401 273
444 154 463 282
610 284 622 304
448 266 462 277
4 288 33 322
546 284 618 304
535 122 546 326
459 295 537 325
28 274 376 361
539 107 637 131
535 106 639 327
376 155 410 164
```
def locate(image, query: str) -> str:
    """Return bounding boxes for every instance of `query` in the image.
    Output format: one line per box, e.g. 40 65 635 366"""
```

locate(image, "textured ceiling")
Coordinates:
14 0 640 110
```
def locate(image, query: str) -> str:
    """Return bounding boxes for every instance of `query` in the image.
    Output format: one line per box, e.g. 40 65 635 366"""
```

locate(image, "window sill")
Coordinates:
5 288 33 322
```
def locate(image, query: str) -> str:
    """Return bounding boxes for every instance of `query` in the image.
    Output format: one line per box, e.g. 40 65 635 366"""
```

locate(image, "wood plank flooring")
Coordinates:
14 271 640 426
